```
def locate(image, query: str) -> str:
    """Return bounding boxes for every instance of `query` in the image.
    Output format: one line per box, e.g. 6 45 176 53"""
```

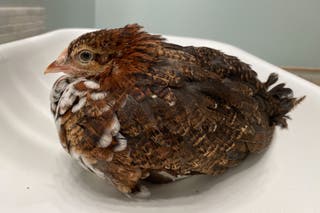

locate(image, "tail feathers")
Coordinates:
264 73 305 128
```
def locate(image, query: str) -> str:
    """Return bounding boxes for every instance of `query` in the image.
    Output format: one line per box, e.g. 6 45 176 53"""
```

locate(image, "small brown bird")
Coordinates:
45 24 303 197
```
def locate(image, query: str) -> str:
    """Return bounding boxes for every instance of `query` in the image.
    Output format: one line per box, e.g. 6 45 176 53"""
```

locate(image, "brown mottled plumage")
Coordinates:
45 24 304 197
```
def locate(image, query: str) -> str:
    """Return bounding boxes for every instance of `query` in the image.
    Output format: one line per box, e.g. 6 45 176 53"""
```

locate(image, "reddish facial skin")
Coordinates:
45 24 304 196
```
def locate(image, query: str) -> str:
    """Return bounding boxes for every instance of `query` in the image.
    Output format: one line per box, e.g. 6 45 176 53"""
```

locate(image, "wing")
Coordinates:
162 43 303 128
116 43 273 175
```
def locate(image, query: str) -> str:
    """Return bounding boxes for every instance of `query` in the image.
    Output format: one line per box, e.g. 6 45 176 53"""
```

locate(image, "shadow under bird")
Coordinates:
44 24 304 197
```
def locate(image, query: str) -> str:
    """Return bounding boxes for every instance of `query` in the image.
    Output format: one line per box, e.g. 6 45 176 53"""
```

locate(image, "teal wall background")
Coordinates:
44 0 95 30
95 0 320 67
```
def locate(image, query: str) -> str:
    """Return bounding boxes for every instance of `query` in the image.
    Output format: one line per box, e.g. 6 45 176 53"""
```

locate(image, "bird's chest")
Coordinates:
51 76 129 178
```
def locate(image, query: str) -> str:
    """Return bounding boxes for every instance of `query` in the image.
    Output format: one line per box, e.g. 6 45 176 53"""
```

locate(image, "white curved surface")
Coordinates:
0 29 319 213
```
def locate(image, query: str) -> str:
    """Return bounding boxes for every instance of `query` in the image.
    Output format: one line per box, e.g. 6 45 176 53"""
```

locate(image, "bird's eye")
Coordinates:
78 50 93 63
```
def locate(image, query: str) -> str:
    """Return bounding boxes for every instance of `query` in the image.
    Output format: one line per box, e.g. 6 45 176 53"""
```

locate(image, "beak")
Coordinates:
44 48 70 74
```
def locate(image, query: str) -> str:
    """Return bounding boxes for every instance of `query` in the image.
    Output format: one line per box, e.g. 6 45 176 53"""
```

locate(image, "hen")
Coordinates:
45 24 303 197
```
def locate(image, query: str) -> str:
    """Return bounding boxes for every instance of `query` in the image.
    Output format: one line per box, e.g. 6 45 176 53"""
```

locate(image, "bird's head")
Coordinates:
45 24 163 78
